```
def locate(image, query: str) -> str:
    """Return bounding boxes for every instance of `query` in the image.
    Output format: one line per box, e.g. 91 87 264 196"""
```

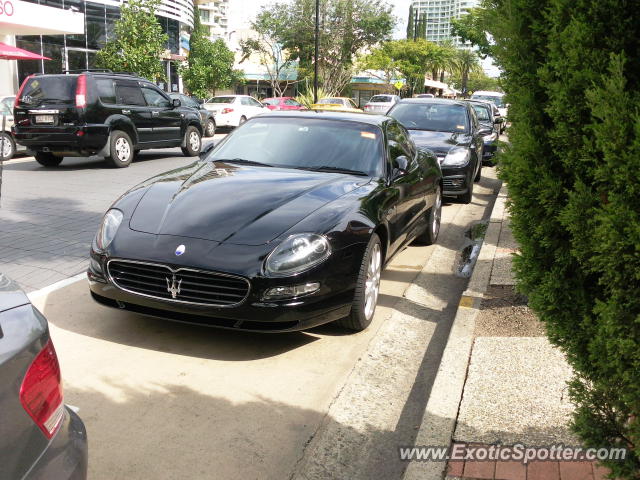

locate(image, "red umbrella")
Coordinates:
0 42 50 60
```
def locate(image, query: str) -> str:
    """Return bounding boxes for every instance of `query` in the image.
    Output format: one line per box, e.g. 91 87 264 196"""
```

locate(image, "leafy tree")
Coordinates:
360 39 447 96
450 8 492 57
239 9 298 97
451 48 481 96
406 4 414 39
181 7 242 99
481 0 640 476
96 0 167 81
252 0 394 96
448 69 500 93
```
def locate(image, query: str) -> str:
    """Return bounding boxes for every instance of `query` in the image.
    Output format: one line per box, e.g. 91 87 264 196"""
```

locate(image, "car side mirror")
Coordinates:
478 127 493 136
494 117 504 124
391 155 408 181
172 98 181 108
199 141 215 159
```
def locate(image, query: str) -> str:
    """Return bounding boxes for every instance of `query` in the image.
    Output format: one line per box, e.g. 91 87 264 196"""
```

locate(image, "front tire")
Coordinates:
0 132 16 161
181 126 201 156
337 233 382 332
459 176 474 204
474 160 482 182
415 186 442 245
106 130 134 168
205 118 216 137
35 151 63 167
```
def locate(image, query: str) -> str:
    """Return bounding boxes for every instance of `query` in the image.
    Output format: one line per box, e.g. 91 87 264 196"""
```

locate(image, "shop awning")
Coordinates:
424 78 449 90
0 42 50 60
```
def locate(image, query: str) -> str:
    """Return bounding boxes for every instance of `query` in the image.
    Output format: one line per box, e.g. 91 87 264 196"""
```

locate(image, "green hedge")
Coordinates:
482 0 640 477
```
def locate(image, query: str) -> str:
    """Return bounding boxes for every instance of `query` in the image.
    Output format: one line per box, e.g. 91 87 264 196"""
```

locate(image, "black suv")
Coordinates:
13 70 203 168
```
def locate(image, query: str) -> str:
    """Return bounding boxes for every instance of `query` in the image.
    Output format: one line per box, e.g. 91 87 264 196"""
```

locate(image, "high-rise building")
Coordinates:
195 0 228 41
409 0 479 45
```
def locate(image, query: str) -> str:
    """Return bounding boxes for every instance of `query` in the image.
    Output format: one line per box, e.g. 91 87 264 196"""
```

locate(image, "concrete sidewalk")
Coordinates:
404 187 614 480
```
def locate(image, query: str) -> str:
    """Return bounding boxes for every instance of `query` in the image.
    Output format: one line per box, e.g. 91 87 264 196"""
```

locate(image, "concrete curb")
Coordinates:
403 184 507 480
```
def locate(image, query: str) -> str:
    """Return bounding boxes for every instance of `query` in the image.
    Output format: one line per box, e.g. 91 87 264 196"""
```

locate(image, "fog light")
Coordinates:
263 282 320 300
90 257 102 273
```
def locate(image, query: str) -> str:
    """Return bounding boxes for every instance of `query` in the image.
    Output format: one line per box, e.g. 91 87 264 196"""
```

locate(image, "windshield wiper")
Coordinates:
295 165 369 176
212 158 273 167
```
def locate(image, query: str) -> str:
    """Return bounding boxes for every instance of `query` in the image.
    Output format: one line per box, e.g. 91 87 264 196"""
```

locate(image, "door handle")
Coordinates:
122 109 131 115
152 111 159 117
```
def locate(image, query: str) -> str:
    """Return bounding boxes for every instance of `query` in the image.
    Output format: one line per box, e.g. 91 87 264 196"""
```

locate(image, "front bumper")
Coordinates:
483 140 497 160
87 232 365 332
441 163 473 197
25 407 88 480
13 124 109 155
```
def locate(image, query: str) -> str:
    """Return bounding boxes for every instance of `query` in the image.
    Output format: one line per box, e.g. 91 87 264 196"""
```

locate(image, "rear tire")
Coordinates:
0 132 16 161
415 186 442 245
337 233 382 332
205 118 216 137
34 151 62 167
106 130 133 168
181 126 201 156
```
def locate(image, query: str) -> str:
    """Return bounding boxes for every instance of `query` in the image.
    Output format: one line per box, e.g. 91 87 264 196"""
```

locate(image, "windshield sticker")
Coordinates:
361 132 376 139
298 126 309 132
456 125 466 130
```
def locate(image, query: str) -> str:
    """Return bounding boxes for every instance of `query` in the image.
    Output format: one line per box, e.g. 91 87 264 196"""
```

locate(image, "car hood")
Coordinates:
406 129 468 155
129 161 368 246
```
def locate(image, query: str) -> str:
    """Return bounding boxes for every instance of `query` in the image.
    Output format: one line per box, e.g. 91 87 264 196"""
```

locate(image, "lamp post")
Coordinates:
313 0 320 103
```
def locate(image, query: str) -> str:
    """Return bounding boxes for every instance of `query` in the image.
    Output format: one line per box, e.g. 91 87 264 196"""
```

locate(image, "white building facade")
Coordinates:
195 0 228 41
410 0 479 45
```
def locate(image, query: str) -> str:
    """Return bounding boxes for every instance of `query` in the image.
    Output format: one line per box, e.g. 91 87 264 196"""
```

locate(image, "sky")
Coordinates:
229 0 413 38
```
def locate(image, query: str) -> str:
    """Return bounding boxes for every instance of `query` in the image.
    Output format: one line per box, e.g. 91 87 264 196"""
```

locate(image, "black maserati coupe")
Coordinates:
87 111 443 332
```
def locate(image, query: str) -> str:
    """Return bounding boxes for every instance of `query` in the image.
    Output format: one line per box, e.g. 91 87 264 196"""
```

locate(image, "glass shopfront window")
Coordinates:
86 2 106 49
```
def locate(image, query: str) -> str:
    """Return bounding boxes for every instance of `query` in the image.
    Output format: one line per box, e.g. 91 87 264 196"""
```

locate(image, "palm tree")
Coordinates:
452 49 481 97
431 41 457 83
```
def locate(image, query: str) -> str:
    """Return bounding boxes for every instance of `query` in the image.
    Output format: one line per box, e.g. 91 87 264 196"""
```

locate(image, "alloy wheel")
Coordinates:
115 137 130 162
364 243 382 320
189 131 200 151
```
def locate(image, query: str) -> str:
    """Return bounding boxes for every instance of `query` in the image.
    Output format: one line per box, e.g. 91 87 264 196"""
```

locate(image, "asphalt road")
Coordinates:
1 140 501 479
0 136 221 291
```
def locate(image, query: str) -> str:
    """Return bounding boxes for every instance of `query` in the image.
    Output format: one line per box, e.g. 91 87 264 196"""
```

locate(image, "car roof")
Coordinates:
472 91 504 96
395 97 469 107
253 109 390 126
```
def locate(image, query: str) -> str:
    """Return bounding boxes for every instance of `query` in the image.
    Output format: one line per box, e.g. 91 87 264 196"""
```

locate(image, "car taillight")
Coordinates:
20 339 64 439
75 74 87 108
14 74 33 107
221 108 233 114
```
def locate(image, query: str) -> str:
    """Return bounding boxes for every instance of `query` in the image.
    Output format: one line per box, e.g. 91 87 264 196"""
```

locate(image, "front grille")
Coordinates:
443 178 466 191
107 260 250 307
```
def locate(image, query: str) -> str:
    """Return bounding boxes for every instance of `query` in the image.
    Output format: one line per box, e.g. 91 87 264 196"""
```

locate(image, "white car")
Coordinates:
1 95 27 161
470 91 507 117
202 95 267 127
362 94 400 114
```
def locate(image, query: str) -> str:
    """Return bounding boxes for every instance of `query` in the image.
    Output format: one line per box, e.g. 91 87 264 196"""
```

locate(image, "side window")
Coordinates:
141 86 170 108
284 99 300 106
387 122 414 165
240 97 251 106
114 81 146 106
349 99 358 109
96 78 116 104
249 98 263 107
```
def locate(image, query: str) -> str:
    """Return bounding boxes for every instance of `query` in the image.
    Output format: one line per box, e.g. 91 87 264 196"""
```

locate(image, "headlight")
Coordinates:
265 233 331 276
442 147 471 167
95 209 123 250
483 132 498 142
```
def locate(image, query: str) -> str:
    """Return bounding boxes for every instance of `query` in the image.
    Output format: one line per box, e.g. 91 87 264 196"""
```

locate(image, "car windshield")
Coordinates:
208 118 383 177
369 95 393 103
471 95 505 108
317 98 343 104
17 76 76 106
207 96 236 104
471 104 492 122
389 103 469 133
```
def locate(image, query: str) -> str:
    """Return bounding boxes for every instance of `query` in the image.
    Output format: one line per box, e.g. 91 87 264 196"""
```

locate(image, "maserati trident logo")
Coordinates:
166 274 182 299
